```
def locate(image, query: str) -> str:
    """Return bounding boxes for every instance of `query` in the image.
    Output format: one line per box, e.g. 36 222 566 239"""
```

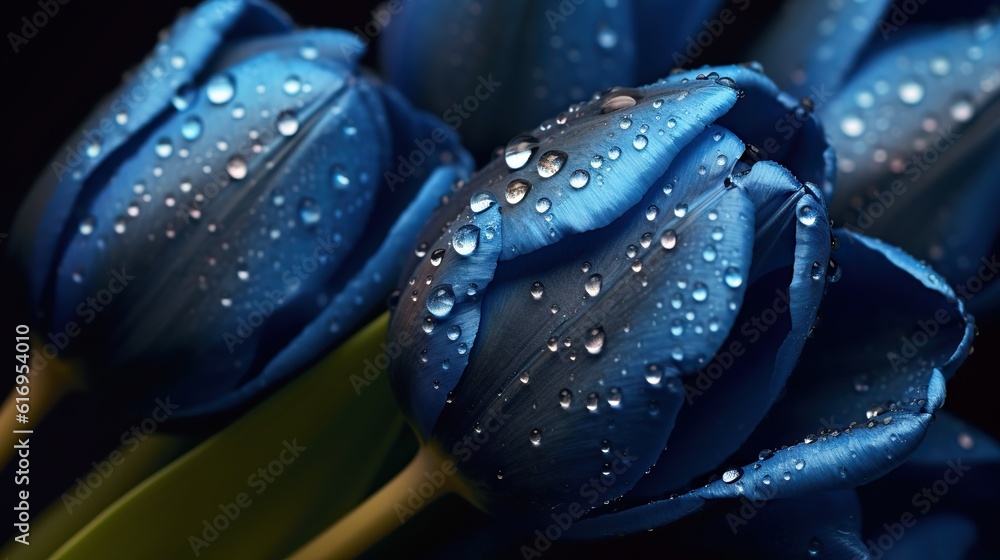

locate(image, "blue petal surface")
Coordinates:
571 230 973 537
429 127 755 521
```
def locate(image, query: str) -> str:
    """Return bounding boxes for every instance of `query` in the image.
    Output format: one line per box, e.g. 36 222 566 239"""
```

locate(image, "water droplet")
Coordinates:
529 428 542 446
537 150 568 178
452 225 480 256
569 169 590 189
840 115 865 137
724 268 743 288
579 273 603 297
590 155 604 169
807 537 823 557
898 80 924 105
506 179 532 204
794 458 805 470
607 387 622 406
702 245 717 262
181 117 202 140
674 203 688 218
660 229 678 250
585 327 606 355
115 108 129 125
283 75 302 95
716 154 728 166
558 388 573 409
155 138 173 158
600 439 612 453
226 155 248 180
299 198 321 225
220 295 233 307
645 364 662 385
505 135 538 169
430 249 446 267
950 96 974 122
930 56 950 76
427 285 456 317
798 205 818 226
525 281 544 301
619 117 632 130
519 371 530 384
206 74 235 104
277 111 299 136
632 135 648 150
79 216 96 235
596 25 617 49
600 91 638 113
535 197 551 213
586 392 599 411
692 282 708 302
470 191 497 213
608 146 621 160
113 217 127 234
722 466 743 484
422 316 435 334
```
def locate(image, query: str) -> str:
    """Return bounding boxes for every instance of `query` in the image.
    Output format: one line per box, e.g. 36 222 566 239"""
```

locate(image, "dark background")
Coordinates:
1 0 998 557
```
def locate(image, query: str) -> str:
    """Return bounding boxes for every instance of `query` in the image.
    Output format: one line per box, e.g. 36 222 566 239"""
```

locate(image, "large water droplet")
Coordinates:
452 225 480 256
471 191 497 213
181 117 203 140
283 75 302 95
504 135 538 170
537 150 568 178
226 155 248 180
529 428 542 446
724 268 743 288
277 111 299 136
559 388 572 408
427 285 456 317
798 205 818 226
506 179 532 204
586 392 599 411
206 74 235 104
585 274 602 297
661 229 678 250
585 327 606 355
569 169 590 189
722 466 743 484
530 281 545 300
632 135 648 150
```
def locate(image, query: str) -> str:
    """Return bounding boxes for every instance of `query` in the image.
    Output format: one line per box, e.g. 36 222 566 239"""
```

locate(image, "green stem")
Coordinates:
287 445 452 560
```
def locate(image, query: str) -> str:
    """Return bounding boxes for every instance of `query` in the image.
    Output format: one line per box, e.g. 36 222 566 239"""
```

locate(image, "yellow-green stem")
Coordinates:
287 445 452 560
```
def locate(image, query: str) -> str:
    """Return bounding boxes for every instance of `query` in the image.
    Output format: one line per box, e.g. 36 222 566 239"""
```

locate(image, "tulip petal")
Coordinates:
570 230 973 537
716 490 868 559
668 64 835 191
380 0 639 158
52 50 388 411
749 0 893 97
630 163 830 499
429 126 755 521
823 18 1000 311
387 203 504 439
415 76 740 264
185 165 469 417
14 0 291 313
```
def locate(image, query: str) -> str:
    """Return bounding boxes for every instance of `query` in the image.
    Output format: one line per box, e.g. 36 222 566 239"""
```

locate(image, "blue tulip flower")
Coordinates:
379 0 735 159
749 1 1000 313
379 65 975 549
9 0 472 418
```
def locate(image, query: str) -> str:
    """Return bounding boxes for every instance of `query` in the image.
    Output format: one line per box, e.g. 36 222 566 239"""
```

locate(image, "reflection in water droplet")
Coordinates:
452 225 480 256
537 150 568 178
569 169 590 189
506 179 532 204
471 191 497 213
505 135 539 169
